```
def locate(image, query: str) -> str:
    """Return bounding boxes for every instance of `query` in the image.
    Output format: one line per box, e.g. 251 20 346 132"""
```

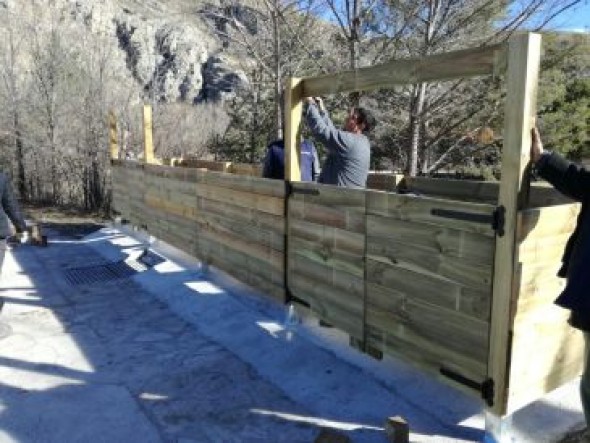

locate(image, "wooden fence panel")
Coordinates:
111 161 146 227
288 183 366 340
111 163 286 301
506 203 584 413
365 190 497 386
194 172 286 302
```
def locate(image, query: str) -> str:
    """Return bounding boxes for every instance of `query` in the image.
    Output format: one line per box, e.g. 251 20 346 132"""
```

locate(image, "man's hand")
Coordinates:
314 97 325 112
531 127 544 164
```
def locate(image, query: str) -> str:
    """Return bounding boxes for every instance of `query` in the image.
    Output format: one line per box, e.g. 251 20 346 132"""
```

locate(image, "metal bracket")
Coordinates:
430 205 505 236
286 182 320 196
439 367 495 407
492 205 505 237
431 208 492 225
285 289 310 308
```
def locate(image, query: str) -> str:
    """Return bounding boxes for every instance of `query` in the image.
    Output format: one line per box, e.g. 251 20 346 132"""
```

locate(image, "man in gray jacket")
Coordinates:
0 172 26 273
304 97 375 188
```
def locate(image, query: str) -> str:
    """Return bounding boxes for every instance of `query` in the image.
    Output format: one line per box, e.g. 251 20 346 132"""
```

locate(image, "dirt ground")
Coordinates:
22 204 106 238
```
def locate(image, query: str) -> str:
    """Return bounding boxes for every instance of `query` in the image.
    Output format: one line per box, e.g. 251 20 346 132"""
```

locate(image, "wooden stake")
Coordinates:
488 32 541 415
143 104 154 164
385 416 409 443
284 77 303 182
108 110 119 160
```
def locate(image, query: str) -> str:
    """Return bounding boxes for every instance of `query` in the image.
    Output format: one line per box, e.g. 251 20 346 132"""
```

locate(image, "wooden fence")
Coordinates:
110 32 585 418
111 161 582 415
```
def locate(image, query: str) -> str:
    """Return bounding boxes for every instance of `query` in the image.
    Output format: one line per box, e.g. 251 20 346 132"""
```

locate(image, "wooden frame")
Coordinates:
283 33 554 416
111 32 584 420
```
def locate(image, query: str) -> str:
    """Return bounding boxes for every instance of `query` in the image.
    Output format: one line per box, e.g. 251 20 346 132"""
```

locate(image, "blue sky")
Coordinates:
542 1 589 32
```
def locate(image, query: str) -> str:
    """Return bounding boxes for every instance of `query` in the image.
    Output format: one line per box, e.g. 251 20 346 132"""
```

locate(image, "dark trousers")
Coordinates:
582 333 590 424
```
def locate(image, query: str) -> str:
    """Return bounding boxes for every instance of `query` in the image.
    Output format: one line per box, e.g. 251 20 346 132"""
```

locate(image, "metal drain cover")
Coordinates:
0 321 12 340
64 261 138 286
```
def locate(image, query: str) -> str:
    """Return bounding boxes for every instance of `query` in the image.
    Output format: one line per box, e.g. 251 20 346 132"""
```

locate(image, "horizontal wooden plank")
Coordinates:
196 183 284 216
289 199 365 233
199 170 286 197
289 271 363 339
507 305 584 413
366 244 492 291
289 251 364 293
198 237 285 301
366 173 402 191
519 232 571 265
366 191 497 236
366 295 489 363
367 215 495 267
230 163 263 176
289 218 365 256
289 182 366 208
367 324 487 384
198 197 285 235
302 43 506 96
144 194 199 221
196 211 284 253
406 177 499 203
517 203 579 242
288 237 363 277
367 261 491 320
198 227 283 272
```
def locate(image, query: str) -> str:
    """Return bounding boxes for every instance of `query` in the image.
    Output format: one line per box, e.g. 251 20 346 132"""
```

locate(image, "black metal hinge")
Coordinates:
286 182 320 197
492 205 505 237
430 205 505 236
440 367 495 407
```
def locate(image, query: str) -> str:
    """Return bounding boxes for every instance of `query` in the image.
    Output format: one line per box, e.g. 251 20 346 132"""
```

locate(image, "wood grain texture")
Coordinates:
488 33 541 415
302 43 506 96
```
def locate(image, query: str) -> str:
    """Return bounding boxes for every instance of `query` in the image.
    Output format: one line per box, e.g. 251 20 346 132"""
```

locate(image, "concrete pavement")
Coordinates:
0 224 585 442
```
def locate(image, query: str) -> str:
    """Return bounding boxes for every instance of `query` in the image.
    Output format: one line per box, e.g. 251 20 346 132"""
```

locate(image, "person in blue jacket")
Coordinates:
262 138 320 181
531 127 590 427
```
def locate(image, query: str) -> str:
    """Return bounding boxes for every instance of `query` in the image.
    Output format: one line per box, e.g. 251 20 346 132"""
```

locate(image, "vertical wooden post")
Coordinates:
487 33 541 416
108 111 119 160
143 104 154 164
284 77 303 182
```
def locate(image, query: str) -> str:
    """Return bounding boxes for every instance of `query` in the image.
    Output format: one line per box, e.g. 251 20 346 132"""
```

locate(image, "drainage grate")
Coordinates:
64 261 139 286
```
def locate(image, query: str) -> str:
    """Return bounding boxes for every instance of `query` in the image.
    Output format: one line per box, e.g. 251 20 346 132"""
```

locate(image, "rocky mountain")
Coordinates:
0 0 252 103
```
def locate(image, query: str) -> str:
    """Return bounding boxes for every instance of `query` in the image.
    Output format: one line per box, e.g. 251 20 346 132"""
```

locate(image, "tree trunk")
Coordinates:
13 113 26 200
348 0 361 107
408 82 426 176
272 8 283 139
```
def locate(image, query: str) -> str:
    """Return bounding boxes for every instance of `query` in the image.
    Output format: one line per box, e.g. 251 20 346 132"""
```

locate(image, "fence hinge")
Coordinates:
285 289 310 308
286 182 320 197
492 205 505 237
439 367 495 407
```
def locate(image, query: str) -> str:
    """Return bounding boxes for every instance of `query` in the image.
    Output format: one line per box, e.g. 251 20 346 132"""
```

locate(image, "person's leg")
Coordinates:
581 332 590 425
0 239 5 313
0 238 6 270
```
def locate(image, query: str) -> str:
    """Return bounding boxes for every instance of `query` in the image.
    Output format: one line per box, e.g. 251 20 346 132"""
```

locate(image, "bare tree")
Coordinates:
0 20 27 199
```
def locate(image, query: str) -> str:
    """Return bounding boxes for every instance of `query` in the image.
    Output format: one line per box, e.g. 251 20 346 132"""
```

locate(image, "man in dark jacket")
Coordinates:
531 127 590 426
262 138 320 181
0 172 26 313
304 97 375 189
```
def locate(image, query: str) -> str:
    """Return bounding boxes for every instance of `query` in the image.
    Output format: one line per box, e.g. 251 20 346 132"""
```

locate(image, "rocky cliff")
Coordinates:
0 0 251 103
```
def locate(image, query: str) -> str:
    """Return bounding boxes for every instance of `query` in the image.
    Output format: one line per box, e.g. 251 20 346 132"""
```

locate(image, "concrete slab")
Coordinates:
0 226 585 443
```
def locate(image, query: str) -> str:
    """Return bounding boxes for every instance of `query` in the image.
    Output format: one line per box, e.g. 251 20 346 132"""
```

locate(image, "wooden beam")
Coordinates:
108 110 119 160
143 104 154 164
284 77 303 182
302 43 507 97
487 33 541 416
